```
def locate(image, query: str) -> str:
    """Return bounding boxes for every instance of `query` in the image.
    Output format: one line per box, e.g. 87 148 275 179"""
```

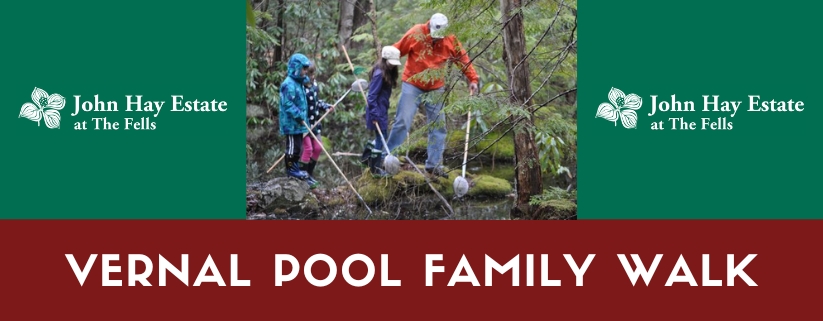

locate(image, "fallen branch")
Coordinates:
331 152 362 157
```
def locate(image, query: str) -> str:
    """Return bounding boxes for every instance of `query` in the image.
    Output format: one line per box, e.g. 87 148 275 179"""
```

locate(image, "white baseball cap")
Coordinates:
382 46 401 66
429 13 448 39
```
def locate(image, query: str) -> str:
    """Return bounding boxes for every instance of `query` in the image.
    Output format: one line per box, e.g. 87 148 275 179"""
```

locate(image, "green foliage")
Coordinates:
246 0 255 26
529 186 576 207
534 108 577 177
529 186 577 219
246 12 281 110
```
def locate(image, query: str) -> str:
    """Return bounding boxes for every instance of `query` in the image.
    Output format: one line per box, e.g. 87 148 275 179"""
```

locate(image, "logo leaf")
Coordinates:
620 109 638 129
32 87 48 106
46 94 66 110
20 103 42 122
43 109 61 129
623 94 642 110
608 87 625 107
595 103 619 122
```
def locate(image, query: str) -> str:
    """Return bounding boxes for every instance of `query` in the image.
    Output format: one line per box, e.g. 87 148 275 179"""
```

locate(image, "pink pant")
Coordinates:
300 135 322 163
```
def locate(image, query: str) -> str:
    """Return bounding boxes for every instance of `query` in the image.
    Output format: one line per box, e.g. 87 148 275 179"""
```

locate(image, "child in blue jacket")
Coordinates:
364 46 402 177
279 53 312 180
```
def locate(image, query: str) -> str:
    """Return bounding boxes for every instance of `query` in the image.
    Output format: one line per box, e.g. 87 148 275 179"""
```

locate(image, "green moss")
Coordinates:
467 175 513 197
392 170 427 186
538 199 577 219
543 199 575 211
475 164 516 183
446 130 466 149
474 131 515 159
396 135 427 155
432 167 460 198
357 173 397 204
529 187 578 219
398 128 468 156
354 164 513 204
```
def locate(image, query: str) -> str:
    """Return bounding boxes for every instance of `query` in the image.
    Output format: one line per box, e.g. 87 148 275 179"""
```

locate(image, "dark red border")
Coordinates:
0 220 816 319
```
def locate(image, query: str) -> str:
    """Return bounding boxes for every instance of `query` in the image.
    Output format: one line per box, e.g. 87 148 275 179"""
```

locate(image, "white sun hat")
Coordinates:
382 46 401 66
429 13 448 39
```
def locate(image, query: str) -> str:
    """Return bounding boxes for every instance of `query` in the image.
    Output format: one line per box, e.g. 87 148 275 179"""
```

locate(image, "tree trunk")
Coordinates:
368 0 381 56
258 0 269 29
337 0 355 50
500 0 544 219
350 0 370 50
274 0 285 63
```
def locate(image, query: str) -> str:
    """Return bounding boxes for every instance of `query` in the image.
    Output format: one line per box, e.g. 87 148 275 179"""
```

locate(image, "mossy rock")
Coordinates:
356 171 399 204
467 175 513 197
393 170 427 186
530 187 578 220
537 199 577 219
355 160 513 205
356 165 452 204
358 182 395 204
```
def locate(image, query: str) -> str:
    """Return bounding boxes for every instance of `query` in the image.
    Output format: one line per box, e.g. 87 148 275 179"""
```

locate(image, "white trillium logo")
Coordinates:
596 87 642 129
19 87 65 129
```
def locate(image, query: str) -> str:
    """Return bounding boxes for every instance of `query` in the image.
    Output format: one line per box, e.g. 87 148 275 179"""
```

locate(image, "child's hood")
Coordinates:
287 53 312 82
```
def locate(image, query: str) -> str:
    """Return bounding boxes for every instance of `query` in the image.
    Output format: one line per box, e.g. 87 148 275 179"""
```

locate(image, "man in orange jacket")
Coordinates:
383 13 480 177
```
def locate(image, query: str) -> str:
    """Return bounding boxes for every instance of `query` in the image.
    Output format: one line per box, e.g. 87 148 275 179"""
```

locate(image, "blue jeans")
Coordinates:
386 82 446 169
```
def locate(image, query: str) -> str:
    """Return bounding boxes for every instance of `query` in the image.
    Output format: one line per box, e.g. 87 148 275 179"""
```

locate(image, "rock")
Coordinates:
246 177 320 216
249 213 267 220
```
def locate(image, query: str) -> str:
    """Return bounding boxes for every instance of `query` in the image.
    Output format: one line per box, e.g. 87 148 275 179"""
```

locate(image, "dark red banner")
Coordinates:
0 220 818 319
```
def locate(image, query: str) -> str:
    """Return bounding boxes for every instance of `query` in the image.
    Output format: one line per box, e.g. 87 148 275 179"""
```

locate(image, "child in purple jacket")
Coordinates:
364 46 402 177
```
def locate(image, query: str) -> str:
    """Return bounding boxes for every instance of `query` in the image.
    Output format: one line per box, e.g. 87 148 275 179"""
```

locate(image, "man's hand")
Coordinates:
469 82 478 96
